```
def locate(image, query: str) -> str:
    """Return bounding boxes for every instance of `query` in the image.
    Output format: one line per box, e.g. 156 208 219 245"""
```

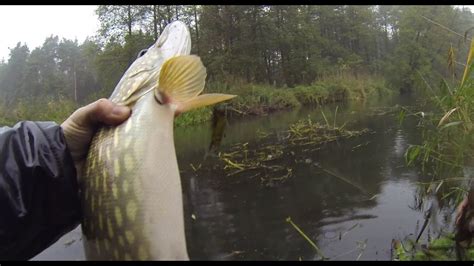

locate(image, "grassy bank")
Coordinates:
0 97 78 127
175 74 391 127
0 75 391 128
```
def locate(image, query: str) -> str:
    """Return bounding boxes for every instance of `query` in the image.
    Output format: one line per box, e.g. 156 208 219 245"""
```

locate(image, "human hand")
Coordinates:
61 99 131 181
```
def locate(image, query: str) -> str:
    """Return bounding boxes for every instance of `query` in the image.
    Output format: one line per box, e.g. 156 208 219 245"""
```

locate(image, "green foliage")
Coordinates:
174 106 213 128
172 75 389 127
230 84 312 115
402 36 474 208
292 85 328 105
0 97 78 126
0 5 473 128
392 234 474 261
96 5 148 43
405 145 421 166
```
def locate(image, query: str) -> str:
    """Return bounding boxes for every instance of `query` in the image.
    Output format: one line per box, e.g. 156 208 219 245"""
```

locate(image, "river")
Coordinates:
32 95 456 261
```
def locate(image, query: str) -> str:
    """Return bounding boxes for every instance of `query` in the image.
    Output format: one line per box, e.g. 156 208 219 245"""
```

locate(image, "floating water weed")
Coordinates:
193 117 371 187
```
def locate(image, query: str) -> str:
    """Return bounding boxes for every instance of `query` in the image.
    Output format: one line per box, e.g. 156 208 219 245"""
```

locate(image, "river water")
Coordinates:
32 95 457 261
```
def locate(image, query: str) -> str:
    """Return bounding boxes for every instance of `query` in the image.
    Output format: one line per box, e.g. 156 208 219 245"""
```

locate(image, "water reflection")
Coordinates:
393 129 406 157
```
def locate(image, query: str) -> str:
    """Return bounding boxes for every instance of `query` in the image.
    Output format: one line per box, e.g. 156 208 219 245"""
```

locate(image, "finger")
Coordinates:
72 98 131 129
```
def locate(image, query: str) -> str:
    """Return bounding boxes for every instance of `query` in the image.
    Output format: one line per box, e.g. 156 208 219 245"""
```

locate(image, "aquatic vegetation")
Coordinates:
392 233 474 261
286 116 370 148
403 40 474 197
394 40 474 261
217 142 293 186
217 118 370 186
191 117 372 187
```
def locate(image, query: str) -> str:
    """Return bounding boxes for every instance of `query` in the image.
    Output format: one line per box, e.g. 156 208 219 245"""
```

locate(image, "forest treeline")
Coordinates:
0 5 473 123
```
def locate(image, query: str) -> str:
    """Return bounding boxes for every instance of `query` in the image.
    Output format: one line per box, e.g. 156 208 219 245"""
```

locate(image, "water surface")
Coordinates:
32 96 455 261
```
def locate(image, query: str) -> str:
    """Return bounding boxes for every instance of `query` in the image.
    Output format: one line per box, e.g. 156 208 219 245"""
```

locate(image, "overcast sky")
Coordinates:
0 5 473 62
0 5 99 62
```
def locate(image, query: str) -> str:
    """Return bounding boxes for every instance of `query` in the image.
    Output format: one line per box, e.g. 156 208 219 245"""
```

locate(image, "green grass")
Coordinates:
404 40 474 188
396 41 474 261
198 74 390 122
0 74 391 128
174 106 213 128
0 97 78 127
392 234 474 261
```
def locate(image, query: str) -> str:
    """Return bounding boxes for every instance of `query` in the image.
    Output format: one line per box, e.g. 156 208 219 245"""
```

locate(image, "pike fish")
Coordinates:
80 21 236 260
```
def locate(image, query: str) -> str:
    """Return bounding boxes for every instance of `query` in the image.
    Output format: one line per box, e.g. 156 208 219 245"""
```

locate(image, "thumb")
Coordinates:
69 98 131 129
61 98 131 162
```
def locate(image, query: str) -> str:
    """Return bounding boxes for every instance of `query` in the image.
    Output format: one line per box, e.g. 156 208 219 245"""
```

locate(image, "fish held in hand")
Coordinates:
80 21 236 261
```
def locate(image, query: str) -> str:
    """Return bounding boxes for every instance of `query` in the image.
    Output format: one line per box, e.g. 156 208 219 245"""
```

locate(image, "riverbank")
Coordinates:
0 75 392 128
175 75 392 127
0 98 78 127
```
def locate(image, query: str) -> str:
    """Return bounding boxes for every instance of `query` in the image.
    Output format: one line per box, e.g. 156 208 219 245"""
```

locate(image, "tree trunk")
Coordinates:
158 6 163 33
127 5 132 37
167 6 171 23
194 5 200 54
73 67 77 103
153 5 158 40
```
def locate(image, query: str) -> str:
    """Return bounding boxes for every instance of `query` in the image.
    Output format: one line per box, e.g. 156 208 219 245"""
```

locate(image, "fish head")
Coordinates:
109 21 192 105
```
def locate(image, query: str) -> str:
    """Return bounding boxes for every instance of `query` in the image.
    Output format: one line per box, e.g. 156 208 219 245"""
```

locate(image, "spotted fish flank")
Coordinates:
126 200 137 222
80 21 236 260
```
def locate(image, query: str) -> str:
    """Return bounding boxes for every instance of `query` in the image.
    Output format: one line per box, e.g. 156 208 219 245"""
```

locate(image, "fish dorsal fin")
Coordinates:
155 55 236 113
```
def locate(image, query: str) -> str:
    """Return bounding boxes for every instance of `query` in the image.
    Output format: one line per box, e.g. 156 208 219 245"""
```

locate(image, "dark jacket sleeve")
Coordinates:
0 121 81 260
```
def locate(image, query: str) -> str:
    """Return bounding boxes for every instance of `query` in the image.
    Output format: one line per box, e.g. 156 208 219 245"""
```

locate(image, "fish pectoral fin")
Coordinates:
177 93 237 114
157 55 237 113
157 55 207 104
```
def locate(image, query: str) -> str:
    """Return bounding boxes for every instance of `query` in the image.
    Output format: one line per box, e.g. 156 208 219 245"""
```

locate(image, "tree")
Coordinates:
96 5 147 43
58 38 81 102
36 36 66 98
77 38 102 103
0 43 30 105
2 4 474 112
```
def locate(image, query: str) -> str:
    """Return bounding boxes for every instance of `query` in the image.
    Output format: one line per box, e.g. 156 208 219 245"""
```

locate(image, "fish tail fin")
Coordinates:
156 55 236 113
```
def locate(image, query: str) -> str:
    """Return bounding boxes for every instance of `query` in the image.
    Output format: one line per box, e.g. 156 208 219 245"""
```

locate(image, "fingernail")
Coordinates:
112 105 130 116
